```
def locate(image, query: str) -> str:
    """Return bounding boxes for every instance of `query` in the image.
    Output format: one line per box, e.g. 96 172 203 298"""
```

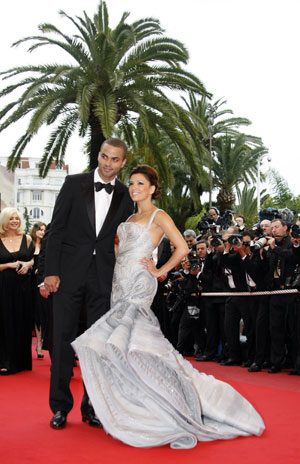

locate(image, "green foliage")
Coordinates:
184 209 206 234
23 207 31 234
235 185 269 227
0 1 207 176
266 169 293 208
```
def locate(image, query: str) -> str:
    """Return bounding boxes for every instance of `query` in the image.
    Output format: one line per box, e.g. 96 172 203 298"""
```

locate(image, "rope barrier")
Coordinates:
200 289 299 297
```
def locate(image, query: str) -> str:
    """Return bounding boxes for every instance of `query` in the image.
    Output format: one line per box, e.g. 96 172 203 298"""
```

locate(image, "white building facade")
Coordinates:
0 156 68 226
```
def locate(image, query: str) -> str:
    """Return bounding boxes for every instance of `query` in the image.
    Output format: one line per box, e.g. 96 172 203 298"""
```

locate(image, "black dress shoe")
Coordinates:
248 362 262 372
82 410 102 428
241 360 252 368
288 369 300 376
50 411 67 429
268 365 281 374
262 361 271 369
221 358 241 366
195 354 214 362
212 354 225 363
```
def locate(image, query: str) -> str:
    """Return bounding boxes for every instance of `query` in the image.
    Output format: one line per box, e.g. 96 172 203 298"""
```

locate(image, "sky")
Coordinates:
0 0 299 197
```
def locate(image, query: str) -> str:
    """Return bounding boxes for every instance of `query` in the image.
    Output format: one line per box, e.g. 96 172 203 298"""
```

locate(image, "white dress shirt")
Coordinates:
94 169 116 237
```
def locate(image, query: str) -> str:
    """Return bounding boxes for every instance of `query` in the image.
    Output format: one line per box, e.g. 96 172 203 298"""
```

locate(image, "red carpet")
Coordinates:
1 342 300 464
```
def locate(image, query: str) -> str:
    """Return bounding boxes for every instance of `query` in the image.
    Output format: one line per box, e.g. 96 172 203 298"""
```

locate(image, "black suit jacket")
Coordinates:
45 171 133 295
221 251 248 292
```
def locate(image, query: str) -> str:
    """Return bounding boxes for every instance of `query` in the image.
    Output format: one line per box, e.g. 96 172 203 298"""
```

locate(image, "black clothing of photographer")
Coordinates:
198 208 225 236
150 236 172 334
176 261 204 356
166 258 203 355
195 238 228 362
238 232 271 372
265 219 298 373
288 225 300 375
220 233 257 366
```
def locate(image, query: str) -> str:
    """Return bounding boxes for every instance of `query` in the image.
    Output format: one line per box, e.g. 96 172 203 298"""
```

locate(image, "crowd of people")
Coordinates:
153 207 300 376
0 210 51 375
1 203 300 379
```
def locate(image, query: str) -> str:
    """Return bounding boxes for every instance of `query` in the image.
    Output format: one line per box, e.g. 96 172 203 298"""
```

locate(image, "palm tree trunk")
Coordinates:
88 120 106 171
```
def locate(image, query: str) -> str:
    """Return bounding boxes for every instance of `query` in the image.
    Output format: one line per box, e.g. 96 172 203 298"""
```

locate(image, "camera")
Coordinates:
251 236 268 250
291 224 300 239
164 271 182 290
223 209 235 227
197 214 215 234
228 234 242 246
252 225 264 237
211 234 223 248
190 258 201 272
165 272 187 313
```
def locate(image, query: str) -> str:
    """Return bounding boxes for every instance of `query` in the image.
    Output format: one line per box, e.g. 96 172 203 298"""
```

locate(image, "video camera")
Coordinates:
223 209 235 227
259 207 295 225
197 214 220 235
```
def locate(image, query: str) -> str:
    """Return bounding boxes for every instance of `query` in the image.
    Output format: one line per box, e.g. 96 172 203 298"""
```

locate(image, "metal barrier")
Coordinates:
200 289 299 297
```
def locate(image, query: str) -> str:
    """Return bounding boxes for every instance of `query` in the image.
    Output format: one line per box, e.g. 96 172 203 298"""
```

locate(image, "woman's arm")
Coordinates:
141 211 189 278
0 262 20 272
16 234 34 274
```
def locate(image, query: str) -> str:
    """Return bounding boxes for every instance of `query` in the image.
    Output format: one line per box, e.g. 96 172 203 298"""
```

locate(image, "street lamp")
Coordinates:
207 103 217 208
257 155 271 213
257 157 262 214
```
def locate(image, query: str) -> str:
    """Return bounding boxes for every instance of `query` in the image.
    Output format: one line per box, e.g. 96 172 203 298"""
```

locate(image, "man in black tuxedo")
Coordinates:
44 138 133 429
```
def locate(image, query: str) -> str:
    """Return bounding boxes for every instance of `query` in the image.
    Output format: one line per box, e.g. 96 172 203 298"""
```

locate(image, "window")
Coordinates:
35 163 39 169
17 192 20 203
32 190 42 201
18 178 21 185
33 208 40 219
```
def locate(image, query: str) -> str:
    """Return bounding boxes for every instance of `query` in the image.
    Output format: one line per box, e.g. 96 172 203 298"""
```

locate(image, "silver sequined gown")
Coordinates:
72 210 265 449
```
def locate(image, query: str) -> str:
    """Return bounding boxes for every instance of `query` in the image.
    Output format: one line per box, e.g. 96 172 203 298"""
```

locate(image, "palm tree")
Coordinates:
235 185 269 226
181 93 264 205
0 1 207 176
212 134 267 212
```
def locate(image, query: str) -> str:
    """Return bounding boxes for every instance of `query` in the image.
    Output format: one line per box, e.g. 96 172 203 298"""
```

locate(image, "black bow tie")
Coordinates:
94 182 114 194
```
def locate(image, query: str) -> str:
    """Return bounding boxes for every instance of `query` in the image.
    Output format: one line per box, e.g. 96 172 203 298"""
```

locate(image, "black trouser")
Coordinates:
252 295 270 366
203 298 226 358
269 293 296 367
176 307 206 355
224 296 252 361
50 257 110 415
151 283 167 333
293 297 300 370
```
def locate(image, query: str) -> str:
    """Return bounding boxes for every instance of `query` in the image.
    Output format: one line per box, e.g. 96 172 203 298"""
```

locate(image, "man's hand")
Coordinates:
39 284 50 299
44 275 61 293
158 273 168 282
267 236 276 249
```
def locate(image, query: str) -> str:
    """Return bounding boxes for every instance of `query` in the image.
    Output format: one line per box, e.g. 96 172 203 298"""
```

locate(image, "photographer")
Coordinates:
265 219 298 373
235 230 271 372
220 231 256 367
288 223 300 375
235 215 246 232
195 235 229 362
165 260 188 348
166 257 203 356
183 229 197 251
198 208 224 237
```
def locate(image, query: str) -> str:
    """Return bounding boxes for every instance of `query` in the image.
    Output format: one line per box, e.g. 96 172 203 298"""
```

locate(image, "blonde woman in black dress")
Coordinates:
0 208 34 375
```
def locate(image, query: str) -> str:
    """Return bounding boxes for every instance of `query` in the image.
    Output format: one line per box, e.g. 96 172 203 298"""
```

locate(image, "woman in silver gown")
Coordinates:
72 165 265 449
